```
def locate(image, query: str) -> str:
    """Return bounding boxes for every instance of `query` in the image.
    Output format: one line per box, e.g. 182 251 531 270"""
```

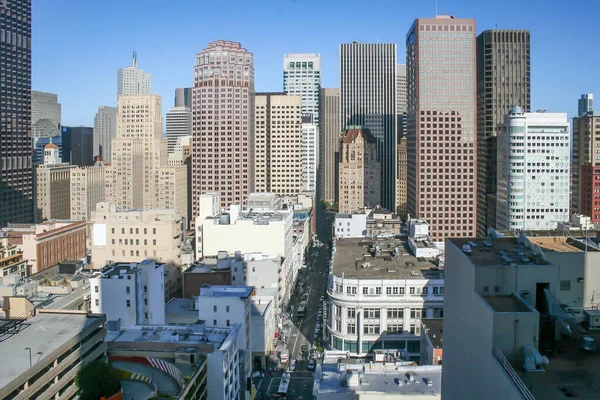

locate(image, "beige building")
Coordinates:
36 144 76 221
0 235 28 277
158 165 188 221
338 126 380 213
254 92 303 195
572 112 600 215
396 137 407 217
320 88 340 203
90 202 185 269
167 135 191 167
70 162 106 221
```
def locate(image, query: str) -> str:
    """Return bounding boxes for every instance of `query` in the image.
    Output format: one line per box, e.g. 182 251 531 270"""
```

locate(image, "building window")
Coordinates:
347 323 356 334
213 305 217 312
213 319 217 325
153 239 156 246
376 287 382 295
363 324 380 335
364 308 380 319
126 286 130 294
95 299 99 307
560 280 571 291
410 308 426 319
346 286 357 295
335 319 341 332
145 312 148 320
335 305 342 316
144 228 147 234
363 287 368 295
433 286 444 295
433 308 444 318
144 298 147 305
226 306 230 312
422 287 429 295
387 308 404 319
347 308 356 318
126 300 131 307
387 323 403 334
227 320 231 326
153 228 156 234
144 285 147 293
409 287 415 295
94 286 98 293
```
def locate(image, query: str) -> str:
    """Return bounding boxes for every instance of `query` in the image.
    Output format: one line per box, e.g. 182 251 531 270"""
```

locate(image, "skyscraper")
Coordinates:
117 52 151 96
572 111 600 217
396 137 408 217
166 106 192 153
283 54 321 192
175 87 193 108
340 43 396 210
578 93 593 117
93 106 117 161
191 40 255 217
254 93 302 195
406 16 477 240
476 29 530 235
396 64 407 137
31 90 61 139
0 0 34 226
320 88 340 203
62 126 94 167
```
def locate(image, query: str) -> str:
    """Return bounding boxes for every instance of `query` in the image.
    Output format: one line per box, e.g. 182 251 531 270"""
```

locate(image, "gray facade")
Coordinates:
476 30 530 235
578 93 593 117
31 90 61 139
320 88 340 203
93 105 117 161
175 87 192 108
0 0 34 226
340 43 397 210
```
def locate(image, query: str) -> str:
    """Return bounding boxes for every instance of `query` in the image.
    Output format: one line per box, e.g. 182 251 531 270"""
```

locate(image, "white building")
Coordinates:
166 106 192 153
334 213 367 238
327 237 444 361
93 106 117 161
442 232 600 400
250 288 277 369
301 115 319 192
496 107 570 231
408 219 443 259
117 52 151 96
90 260 166 327
196 285 252 388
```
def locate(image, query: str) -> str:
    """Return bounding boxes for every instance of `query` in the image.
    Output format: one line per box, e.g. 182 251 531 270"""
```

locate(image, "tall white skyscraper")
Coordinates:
93 106 117 161
117 52 151 96
496 107 570 230
340 43 397 210
284 54 321 192
166 106 192 153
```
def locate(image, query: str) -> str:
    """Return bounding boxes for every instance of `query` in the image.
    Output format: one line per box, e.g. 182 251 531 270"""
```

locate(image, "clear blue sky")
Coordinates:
32 0 599 126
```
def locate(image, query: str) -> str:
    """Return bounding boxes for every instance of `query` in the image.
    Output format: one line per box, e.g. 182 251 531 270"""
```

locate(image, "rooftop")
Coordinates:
483 295 534 313
332 238 442 280
165 298 199 322
199 284 253 298
0 312 105 391
421 319 443 349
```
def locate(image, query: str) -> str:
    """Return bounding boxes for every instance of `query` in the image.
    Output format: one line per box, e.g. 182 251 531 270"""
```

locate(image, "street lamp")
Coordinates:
24 347 32 368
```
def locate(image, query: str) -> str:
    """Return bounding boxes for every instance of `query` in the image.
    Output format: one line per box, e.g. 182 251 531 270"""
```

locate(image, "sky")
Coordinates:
32 0 600 127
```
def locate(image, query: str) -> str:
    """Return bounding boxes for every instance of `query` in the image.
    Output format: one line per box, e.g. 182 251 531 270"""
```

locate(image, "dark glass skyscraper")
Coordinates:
0 0 34 226
61 126 94 167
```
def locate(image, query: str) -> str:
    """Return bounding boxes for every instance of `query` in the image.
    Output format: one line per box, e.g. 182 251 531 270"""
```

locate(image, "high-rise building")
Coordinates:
301 113 319 192
36 144 76 221
93 106 117 161
338 126 380 213
578 93 593 117
396 137 408 217
406 16 477 240
1 0 34 227
117 52 151 96
175 87 193 108
396 64 407 139
61 126 94 166
340 43 396 210
31 90 61 139
320 88 340 203
476 29 531 235
572 111 600 218
70 163 106 221
496 107 570 230
191 40 255 216
254 93 302 195
157 165 189 226
166 106 192 153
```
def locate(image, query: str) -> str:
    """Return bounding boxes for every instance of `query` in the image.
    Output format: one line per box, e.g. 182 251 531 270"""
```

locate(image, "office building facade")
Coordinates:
397 63 407 138
36 144 75 221
578 93 593 117
117 52 151 96
571 112 600 217
0 0 34 226
191 40 255 216
397 137 408 217
320 88 340 203
406 16 477 240
476 29 531 235
61 126 94 166
166 106 192 153
93 105 117 161
175 87 193 108
70 163 106 221
31 90 61 139
340 42 397 210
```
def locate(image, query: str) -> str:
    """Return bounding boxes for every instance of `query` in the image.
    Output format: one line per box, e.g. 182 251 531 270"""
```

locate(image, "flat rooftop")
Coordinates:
165 298 199 321
511 330 600 399
332 238 442 280
199 285 253 298
421 319 443 349
0 312 103 390
449 237 551 267
483 295 534 313
316 361 442 396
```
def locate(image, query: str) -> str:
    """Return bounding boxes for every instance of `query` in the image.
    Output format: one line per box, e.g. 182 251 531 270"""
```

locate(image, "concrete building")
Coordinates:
1 0 34 227
117 52 151 96
327 236 444 360
35 144 76 221
338 126 380 213
315 351 442 399
183 260 233 298
168 135 192 167
341 42 397 211
61 126 94 167
166 106 192 153
397 63 407 140
158 165 189 225
442 232 600 400
397 137 408 217
196 285 252 381
90 203 185 272
254 92 303 195
93 105 117 161
90 260 166 326
70 162 106 221
476 30 531 236
420 318 443 366
572 111 600 217
0 311 107 400
301 114 319 192
496 108 570 230
191 40 255 215
578 93 593 117
320 88 340 203
31 90 61 139
406 16 477 240
0 235 28 278
250 291 276 369
175 87 193 108
334 213 367 239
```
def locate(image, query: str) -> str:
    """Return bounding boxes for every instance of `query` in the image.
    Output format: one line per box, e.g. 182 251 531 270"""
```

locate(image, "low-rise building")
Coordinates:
408 219 443 259
334 213 367 239
183 258 233 298
0 311 107 400
420 318 443 366
250 288 277 370
0 233 28 277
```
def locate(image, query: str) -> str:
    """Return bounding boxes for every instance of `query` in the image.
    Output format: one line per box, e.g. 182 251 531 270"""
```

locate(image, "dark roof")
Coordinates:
341 126 376 144
422 319 443 349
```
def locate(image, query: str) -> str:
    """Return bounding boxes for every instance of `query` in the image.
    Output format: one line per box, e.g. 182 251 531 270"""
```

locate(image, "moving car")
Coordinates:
289 358 296 372
307 360 315 371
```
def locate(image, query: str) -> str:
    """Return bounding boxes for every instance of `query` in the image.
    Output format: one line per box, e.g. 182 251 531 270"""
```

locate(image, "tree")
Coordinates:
76 360 121 400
